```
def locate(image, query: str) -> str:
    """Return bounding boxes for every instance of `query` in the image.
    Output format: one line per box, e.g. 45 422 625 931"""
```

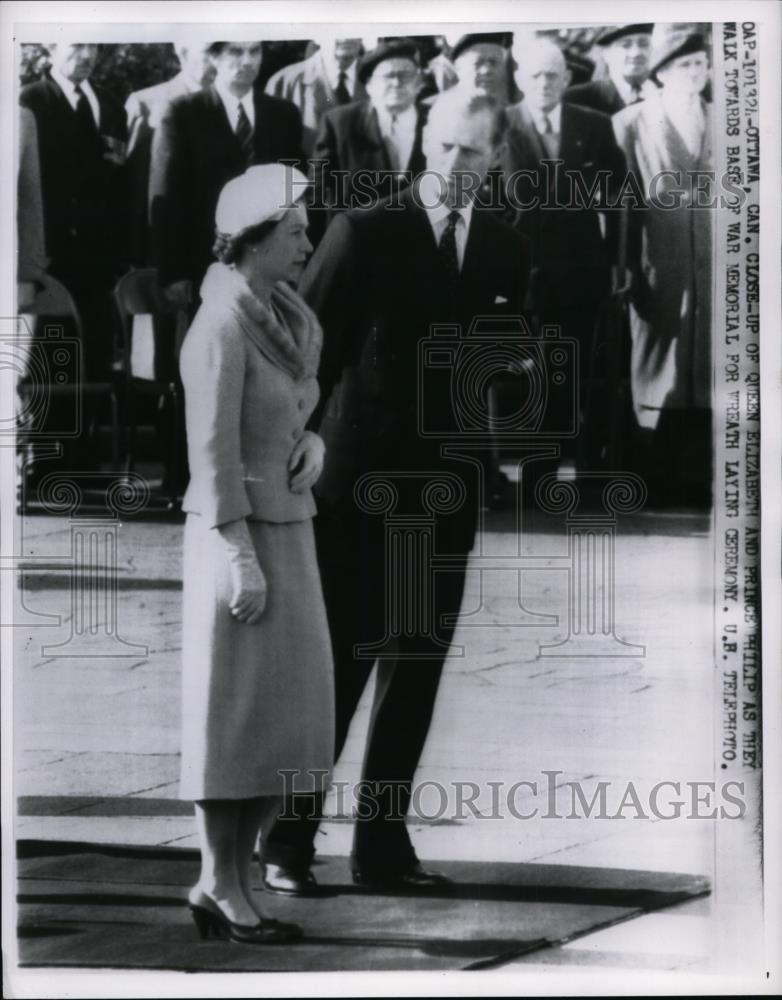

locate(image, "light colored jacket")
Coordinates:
265 50 367 156
613 92 712 416
125 71 201 155
180 264 322 527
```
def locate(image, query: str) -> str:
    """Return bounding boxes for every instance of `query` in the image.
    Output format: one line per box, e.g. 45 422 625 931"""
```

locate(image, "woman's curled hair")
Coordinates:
212 218 281 265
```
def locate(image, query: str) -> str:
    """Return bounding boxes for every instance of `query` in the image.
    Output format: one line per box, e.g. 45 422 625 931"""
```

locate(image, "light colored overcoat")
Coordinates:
265 50 367 156
613 91 713 427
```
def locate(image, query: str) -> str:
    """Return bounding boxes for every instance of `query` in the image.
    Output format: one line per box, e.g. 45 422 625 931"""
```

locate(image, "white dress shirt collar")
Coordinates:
419 172 475 270
50 67 100 126
214 79 255 129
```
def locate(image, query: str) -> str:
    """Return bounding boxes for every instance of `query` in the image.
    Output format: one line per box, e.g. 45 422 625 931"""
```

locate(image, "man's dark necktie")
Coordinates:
235 103 254 166
334 70 351 105
73 83 97 139
438 210 461 289
628 85 643 105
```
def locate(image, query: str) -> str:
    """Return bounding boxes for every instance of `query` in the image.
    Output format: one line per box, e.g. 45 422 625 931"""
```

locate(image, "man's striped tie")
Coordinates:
235 102 254 166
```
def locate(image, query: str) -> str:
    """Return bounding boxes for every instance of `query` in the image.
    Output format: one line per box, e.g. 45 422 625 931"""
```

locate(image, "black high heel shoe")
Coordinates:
188 890 302 944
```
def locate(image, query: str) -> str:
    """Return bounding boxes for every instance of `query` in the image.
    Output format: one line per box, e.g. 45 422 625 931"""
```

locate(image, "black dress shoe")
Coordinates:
352 862 452 890
262 862 321 897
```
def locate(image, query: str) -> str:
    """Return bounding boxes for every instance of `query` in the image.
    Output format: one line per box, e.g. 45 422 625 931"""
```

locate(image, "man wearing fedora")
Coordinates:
566 24 655 117
261 89 530 894
309 39 428 241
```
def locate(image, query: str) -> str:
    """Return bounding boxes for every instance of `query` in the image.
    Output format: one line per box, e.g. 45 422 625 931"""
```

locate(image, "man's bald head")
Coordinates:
514 38 570 113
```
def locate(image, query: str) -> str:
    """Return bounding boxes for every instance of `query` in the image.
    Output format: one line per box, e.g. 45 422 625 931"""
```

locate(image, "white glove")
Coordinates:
217 519 267 624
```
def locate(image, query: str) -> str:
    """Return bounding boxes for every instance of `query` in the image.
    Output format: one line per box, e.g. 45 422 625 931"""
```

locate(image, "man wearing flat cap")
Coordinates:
310 38 427 240
449 32 516 105
261 91 531 894
149 41 304 307
566 24 655 116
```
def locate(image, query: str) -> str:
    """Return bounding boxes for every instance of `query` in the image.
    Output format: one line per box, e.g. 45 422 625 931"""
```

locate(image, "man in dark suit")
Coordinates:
19 43 128 484
502 38 626 462
565 24 654 116
19 42 129 382
310 39 427 240
261 92 530 893
149 41 303 306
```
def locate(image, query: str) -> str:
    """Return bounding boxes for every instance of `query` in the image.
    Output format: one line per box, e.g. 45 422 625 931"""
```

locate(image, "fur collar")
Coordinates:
200 263 322 380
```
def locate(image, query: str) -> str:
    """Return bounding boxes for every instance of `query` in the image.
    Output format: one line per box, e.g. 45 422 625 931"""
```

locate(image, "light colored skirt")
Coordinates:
179 514 334 800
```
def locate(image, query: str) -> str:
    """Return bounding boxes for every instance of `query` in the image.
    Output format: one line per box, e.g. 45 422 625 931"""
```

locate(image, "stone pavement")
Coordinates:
11 495 721 975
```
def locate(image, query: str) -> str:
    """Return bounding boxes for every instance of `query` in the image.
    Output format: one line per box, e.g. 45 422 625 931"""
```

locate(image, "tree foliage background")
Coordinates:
18 41 311 99
20 44 180 99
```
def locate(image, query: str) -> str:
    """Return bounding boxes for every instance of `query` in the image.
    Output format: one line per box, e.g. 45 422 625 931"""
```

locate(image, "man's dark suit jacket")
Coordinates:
19 75 129 291
499 100 626 274
149 86 303 287
300 184 530 509
309 101 428 239
564 77 628 117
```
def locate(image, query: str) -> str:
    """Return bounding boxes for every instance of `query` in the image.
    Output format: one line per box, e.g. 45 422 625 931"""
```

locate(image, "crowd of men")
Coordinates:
17 24 713 506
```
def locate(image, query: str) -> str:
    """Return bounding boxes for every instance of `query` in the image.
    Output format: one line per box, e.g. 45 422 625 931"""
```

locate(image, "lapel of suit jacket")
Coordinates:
459 206 496 314
558 102 586 168
602 78 624 113
507 102 548 168
395 183 450 307
408 106 428 173
359 103 392 170
252 91 270 161
44 75 75 116
47 75 110 153
205 86 240 157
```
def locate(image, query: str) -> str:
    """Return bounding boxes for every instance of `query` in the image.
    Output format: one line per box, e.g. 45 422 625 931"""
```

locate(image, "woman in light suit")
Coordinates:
179 164 334 943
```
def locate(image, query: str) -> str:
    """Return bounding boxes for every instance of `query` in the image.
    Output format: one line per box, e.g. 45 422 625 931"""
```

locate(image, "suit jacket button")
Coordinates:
297 399 305 410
